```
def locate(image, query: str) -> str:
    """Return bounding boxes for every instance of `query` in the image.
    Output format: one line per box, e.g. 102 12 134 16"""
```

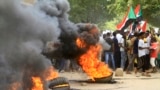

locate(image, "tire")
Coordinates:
51 86 70 90
87 73 113 83
49 77 70 89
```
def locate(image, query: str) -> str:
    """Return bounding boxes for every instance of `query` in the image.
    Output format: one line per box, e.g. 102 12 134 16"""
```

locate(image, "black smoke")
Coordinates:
45 23 100 59
0 0 68 89
0 0 100 90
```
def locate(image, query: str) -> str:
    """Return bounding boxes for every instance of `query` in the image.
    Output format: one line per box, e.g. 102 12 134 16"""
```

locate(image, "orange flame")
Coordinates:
31 66 58 90
44 66 58 81
76 38 87 48
32 77 43 90
76 38 112 80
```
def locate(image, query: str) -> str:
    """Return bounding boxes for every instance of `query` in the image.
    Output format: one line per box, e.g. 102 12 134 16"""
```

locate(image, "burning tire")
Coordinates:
49 77 70 90
88 73 114 83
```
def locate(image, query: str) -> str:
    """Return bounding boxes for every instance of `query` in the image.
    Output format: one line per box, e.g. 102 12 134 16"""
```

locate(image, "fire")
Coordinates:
76 38 87 48
32 77 43 90
44 66 58 81
31 66 58 90
76 38 112 80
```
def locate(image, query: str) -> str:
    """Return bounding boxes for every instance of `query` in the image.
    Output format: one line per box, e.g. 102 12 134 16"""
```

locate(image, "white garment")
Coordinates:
138 39 146 57
116 33 122 43
150 58 156 67
119 38 125 51
144 42 148 55
99 36 111 50
145 37 151 54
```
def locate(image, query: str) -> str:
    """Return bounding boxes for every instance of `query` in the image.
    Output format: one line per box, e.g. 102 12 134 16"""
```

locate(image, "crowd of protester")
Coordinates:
101 29 160 77
47 28 160 78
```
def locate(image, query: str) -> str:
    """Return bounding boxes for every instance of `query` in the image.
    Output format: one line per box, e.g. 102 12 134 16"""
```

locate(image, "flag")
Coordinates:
134 4 143 21
131 21 139 32
139 20 147 32
117 6 136 31
131 4 143 32
129 21 142 34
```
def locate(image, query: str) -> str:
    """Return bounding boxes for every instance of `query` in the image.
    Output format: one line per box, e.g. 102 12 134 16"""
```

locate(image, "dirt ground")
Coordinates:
59 70 160 90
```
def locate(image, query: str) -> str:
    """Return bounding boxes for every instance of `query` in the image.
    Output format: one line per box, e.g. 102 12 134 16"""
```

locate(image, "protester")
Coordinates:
113 31 121 69
149 36 158 73
57 58 67 73
119 33 127 70
104 32 115 70
138 32 151 77
69 59 80 72
125 34 136 74
144 31 151 70
99 33 111 61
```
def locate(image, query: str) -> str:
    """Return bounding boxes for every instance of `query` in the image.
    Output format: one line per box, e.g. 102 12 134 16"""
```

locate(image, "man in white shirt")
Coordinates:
119 34 127 70
138 32 150 77
144 32 151 70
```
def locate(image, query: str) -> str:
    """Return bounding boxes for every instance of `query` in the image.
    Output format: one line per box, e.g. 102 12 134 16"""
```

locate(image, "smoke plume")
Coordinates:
0 0 100 89
0 0 75 89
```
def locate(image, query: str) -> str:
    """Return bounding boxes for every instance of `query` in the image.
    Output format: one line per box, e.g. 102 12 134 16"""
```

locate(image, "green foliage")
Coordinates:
103 16 124 31
68 0 160 31
107 0 160 27
68 0 113 26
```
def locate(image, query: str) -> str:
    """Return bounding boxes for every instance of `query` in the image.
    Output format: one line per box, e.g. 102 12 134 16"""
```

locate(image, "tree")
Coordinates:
68 0 114 31
107 0 160 27
68 0 160 30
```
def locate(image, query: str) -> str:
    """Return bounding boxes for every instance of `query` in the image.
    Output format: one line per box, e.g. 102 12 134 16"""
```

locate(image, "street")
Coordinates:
59 70 160 90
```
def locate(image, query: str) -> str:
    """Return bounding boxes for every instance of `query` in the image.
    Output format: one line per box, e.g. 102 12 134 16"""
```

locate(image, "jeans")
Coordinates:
105 52 115 70
58 59 66 72
120 51 127 69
